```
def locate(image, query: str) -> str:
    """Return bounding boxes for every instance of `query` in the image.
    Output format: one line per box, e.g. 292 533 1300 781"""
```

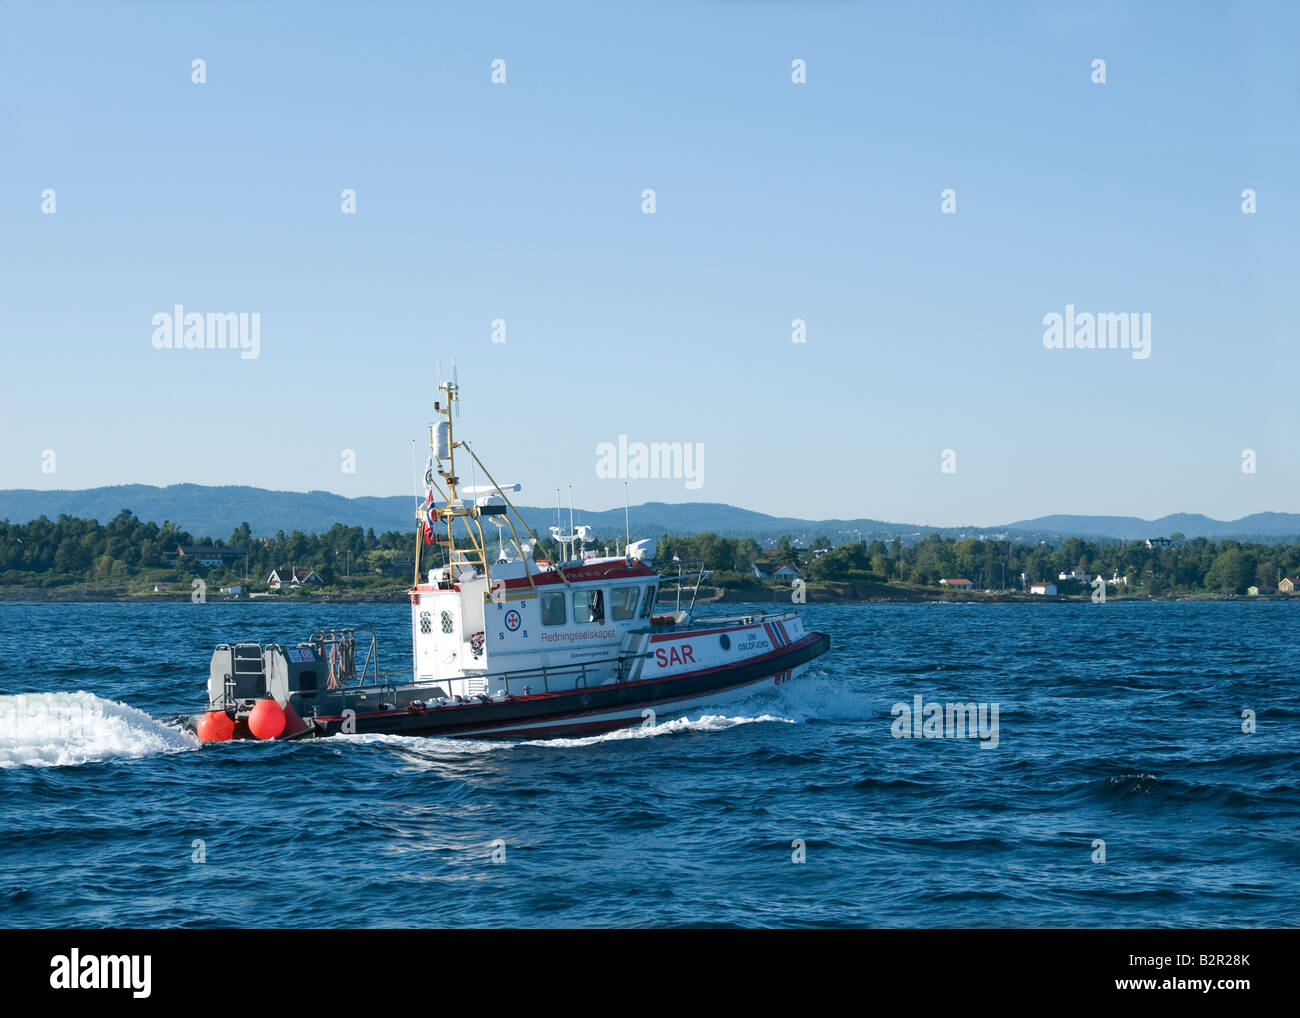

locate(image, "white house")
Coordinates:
752 562 800 581
939 578 974 589
1059 570 1091 584
1029 581 1057 595
267 567 323 590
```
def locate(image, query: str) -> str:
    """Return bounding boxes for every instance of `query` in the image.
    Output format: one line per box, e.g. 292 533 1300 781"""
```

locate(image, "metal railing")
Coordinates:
263 624 662 702
657 561 713 619
686 610 795 628
460 651 654 697
280 644 654 700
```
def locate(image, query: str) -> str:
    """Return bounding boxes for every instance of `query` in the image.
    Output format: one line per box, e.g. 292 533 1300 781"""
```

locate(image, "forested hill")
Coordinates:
2 484 1299 545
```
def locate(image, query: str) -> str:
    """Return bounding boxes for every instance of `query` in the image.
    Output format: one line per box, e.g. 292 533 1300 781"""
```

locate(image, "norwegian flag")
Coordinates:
422 491 437 545
420 454 438 544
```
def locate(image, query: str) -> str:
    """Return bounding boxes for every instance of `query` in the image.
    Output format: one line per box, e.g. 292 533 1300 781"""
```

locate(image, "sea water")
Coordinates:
1 601 1295 927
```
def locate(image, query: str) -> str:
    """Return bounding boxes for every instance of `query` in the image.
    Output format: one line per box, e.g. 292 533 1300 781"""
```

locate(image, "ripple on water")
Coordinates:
0 601 1297 928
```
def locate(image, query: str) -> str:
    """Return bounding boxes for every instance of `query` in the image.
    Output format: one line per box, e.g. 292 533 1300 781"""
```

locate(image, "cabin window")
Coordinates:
540 591 566 626
574 589 605 624
610 586 638 621
639 585 657 617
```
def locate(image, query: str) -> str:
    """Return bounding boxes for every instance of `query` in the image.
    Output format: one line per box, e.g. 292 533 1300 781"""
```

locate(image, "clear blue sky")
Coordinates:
2 1 1296 527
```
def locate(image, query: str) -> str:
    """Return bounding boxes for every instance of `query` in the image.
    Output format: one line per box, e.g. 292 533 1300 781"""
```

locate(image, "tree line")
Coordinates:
1 512 1298 596
0 511 410 590
658 531 1300 595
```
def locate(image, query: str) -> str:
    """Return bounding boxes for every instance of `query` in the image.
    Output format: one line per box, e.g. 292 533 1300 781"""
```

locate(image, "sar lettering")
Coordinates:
654 644 696 668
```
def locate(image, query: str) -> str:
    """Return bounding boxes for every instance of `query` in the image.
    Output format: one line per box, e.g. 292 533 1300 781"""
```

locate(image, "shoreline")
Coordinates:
0 589 1291 606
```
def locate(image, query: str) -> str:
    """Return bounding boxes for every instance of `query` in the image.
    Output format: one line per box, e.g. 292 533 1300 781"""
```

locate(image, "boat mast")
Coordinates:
410 381 490 586
437 380 490 580
411 376 571 592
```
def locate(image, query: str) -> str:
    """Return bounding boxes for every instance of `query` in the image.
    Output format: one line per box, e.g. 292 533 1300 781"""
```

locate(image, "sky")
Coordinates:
1 1 1296 527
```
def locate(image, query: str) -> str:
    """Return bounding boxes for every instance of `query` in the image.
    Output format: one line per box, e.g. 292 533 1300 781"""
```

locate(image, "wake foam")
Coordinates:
754 674 870 722
331 676 860 757
0 691 197 769
525 712 795 748
334 711 796 756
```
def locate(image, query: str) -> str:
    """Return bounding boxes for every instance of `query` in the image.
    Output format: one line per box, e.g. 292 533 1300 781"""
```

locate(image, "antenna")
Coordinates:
453 359 460 417
468 439 479 502
410 440 419 504
624 481 630 551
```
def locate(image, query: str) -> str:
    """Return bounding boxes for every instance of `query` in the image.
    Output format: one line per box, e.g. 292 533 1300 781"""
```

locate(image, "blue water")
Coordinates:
1 601 1296 928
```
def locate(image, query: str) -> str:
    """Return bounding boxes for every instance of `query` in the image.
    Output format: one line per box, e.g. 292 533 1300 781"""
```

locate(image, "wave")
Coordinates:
529 712 796 748
331 711 797 757
0 691 197 769
1073 770 1257 808
738 673 872 722
327 679 862 757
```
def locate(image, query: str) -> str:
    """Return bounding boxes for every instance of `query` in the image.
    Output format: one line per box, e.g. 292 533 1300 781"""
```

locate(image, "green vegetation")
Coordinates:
1 512 1298 600
658 531 1300 598
0 511 412 597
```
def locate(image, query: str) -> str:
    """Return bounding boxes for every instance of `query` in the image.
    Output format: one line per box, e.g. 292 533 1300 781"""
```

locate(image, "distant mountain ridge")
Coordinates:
1001 512 1300 541
1 485 1298 545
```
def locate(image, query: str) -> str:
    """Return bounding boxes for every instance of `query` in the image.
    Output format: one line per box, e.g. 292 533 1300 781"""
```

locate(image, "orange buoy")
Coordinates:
197 710 236 743
248 699 287 740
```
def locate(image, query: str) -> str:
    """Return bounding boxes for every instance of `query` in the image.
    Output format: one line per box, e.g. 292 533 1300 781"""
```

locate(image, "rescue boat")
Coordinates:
188 379 830 743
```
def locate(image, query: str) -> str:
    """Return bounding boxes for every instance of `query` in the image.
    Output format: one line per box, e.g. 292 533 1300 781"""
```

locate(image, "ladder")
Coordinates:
228 643 266 699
